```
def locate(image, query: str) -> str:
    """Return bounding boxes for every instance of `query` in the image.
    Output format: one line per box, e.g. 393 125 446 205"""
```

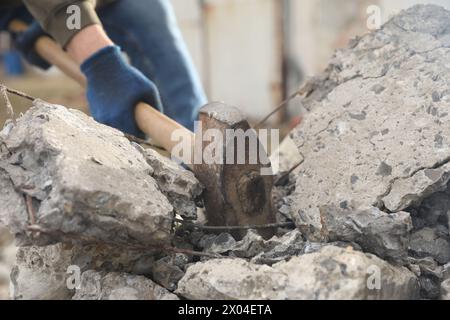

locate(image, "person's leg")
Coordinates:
97 0 207 130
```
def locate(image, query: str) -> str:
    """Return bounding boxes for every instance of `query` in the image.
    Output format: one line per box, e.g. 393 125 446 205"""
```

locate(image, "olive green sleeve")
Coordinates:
22 0 101 48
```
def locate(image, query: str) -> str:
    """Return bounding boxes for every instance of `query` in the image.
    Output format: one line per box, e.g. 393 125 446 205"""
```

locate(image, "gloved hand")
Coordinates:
81 45 164 138
0 6 32 31
0 7 50 70
13 21 51 70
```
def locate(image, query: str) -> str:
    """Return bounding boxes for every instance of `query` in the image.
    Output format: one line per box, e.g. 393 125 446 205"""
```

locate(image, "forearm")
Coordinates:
66 24 113 64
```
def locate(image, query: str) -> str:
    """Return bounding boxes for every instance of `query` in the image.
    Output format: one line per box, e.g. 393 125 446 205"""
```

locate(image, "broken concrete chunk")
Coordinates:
383 164 450 213
143 148 203 220
196 229 304 264
152 256 186 291
72 270 178 300
176 258 287 300
409 190 450 230
287 4 450 240
11 244 74 300
251 230 304 265
231 230 272 258
441 279 450 300
10 243 157 300
197 233 237 255
0 101 174 246
409 227 450 264
274 246 419 300
177 246 419 300
406 256 444 300
419 276 441 300
296 206 412 262
443 263 450 280
407 256 443 278
230 229 304 262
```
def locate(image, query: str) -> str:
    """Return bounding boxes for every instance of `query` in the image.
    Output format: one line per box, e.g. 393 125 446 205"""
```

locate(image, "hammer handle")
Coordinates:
9 20 194 154
9 20 86 86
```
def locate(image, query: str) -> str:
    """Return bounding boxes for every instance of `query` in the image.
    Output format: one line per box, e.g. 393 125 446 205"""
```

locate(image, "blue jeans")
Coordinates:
97 0 206 131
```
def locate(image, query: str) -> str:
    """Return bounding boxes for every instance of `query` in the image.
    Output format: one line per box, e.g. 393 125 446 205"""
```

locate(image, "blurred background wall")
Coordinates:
171 0 450 123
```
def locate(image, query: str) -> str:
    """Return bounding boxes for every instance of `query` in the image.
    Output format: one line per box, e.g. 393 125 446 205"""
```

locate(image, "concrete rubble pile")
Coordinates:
0 4 449 300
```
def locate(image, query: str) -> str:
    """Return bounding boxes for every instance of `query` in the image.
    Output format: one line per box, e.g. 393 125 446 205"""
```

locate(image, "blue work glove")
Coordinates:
13 21 51 70
81 45 164 138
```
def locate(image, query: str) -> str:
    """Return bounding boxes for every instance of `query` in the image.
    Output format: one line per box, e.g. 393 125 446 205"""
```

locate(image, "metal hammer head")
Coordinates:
194 102 276 239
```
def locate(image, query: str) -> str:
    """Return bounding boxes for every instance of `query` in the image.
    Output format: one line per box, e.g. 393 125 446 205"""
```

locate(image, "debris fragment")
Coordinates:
176 246 419 300
0 101 175 247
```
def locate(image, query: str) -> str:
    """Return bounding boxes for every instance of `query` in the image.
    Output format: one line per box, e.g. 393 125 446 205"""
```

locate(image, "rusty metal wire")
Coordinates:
173 217 294 231
27 224 227 259
0 84 35 101
254 90 301 129
1 84 38 126
1 85 16 124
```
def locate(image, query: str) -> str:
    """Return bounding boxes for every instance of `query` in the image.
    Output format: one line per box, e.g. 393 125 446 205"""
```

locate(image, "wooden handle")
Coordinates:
135 103 194 153
9 20 86 86
8 20 193 154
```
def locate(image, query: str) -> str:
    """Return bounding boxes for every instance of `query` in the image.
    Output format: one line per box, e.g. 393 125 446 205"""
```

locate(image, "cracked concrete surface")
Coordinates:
288 4 450 241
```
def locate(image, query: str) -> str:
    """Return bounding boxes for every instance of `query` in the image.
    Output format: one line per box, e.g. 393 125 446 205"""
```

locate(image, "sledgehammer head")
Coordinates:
194 102 276 239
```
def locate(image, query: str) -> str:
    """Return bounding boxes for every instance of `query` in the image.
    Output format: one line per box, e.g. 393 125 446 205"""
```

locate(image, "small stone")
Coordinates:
376 162 392 177
143 148 203 220
199 233 237 254
152 257 186 291
432 91 441 102
419 276 441 299
298 206 412 262
407 256 442 279
251 230 304 265
231 230 271 258
371 84 386 94
409 227 450 264
416 192 450 227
